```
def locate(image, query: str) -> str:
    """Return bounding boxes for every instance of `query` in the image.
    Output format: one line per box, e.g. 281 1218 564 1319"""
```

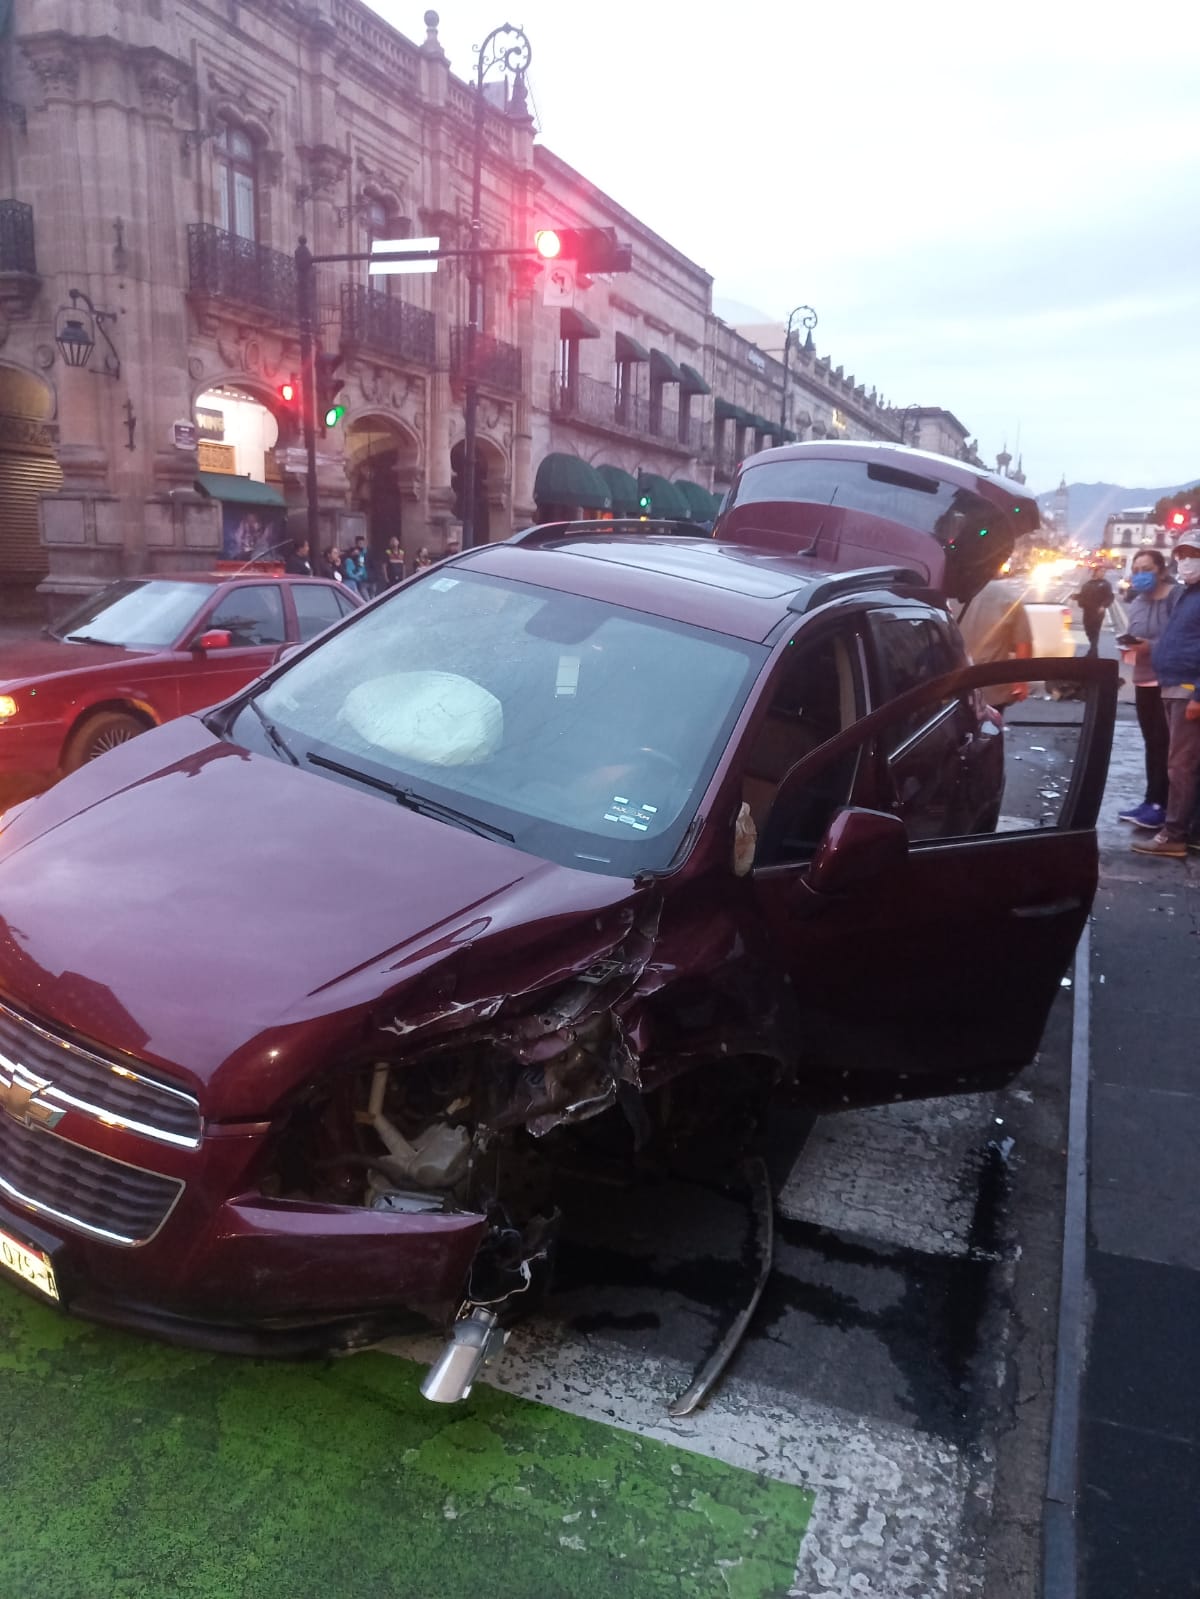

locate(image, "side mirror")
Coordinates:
192 629 233 652
806 807 908 896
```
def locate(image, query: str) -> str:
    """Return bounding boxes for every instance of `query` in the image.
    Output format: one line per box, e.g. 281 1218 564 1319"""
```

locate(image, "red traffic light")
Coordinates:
1169 509 1188 528
535 229 562 260
533 226 631 274
278 380 297 405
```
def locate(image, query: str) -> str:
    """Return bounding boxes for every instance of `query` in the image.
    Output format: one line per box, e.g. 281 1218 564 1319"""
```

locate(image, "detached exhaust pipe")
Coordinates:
420 1306 509 1404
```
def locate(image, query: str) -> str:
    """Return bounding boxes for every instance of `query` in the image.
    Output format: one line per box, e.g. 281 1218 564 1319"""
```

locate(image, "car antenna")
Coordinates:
225 537 291 580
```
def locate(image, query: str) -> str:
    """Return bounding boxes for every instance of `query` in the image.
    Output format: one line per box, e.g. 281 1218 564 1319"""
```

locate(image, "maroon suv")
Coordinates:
0 444 1116 1366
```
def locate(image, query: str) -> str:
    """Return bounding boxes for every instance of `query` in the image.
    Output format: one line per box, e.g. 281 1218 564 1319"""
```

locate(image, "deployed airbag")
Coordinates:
343 671 503 766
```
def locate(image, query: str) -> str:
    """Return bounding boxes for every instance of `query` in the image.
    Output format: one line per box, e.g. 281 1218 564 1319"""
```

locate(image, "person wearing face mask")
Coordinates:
1132 531 1200 858
1117 549 1179 831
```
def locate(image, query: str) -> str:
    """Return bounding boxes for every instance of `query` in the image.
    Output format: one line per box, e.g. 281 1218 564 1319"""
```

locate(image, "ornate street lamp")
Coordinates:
54 288 121 378
461 21 531 549
779 304 817 440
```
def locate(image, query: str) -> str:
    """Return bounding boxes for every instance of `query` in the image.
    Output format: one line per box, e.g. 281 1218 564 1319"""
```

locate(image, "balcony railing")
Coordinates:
341 283 435 366
553 373 699 450
450 328 522 393
187 223 298 323
0 200 36 276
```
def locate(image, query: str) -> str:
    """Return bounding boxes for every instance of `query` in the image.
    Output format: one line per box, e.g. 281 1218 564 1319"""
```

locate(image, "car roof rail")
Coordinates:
790 566 927 613
506 517 699 548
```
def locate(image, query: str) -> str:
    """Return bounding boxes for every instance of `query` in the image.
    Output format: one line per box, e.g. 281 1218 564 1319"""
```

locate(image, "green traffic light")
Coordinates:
639 496 651 510
324 403 346 427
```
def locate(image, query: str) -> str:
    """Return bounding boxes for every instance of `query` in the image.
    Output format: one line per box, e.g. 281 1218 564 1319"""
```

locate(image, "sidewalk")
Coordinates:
1079 709 1200 1596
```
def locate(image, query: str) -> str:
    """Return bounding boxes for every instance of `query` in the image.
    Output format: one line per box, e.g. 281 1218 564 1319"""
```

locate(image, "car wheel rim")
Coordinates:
90 727 137 758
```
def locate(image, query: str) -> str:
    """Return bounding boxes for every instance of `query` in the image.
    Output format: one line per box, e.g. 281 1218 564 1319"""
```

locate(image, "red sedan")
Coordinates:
0 571 360 806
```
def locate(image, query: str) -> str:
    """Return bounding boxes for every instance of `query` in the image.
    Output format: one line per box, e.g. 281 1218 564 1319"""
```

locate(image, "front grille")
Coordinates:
0 1113 183 1245
0 1000 201 1147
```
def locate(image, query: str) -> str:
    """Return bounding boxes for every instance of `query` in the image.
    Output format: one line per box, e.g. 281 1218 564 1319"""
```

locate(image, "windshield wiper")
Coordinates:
305 751 514 842
248 699 299 766
65 633 121 646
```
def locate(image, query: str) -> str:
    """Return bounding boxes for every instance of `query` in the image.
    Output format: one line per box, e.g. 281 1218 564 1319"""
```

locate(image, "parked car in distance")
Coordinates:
0 445 1117 1386
0 570 361 806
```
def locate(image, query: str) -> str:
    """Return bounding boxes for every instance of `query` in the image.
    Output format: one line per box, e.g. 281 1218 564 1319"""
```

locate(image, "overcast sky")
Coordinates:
367 1 1200 493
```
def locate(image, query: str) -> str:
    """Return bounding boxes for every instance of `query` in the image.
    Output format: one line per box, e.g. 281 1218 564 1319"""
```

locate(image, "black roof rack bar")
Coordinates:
506 517 700 548
791 566 927 613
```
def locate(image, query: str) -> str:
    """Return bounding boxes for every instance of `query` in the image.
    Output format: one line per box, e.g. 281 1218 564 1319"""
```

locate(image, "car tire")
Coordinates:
62 709 149 772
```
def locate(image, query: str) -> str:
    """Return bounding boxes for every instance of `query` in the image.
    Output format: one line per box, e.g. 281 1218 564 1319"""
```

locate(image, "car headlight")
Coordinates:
0 695 17 720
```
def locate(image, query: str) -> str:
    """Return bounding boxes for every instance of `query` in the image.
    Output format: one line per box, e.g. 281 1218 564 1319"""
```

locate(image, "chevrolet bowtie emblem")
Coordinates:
0 1066 65 1131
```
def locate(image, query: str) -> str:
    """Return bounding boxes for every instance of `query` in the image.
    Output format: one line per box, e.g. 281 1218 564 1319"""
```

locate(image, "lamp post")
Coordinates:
461 21 531 550
779 304 817 440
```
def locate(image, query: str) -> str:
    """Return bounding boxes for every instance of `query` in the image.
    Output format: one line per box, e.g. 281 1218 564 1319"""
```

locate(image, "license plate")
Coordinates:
0 1224 60 1301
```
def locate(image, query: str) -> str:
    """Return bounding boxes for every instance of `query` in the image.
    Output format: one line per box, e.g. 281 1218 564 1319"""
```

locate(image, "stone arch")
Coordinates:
345 411 423 572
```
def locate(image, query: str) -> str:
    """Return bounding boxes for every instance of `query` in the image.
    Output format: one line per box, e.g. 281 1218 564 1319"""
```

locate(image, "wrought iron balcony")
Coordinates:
0 200 36 276
450 328 522 393
341 284 435 366
553 374 698 453
187 223 298 323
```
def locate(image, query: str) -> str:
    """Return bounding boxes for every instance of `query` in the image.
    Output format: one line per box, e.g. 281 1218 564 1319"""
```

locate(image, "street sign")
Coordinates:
369 236 440 276
542 262 576 306
171 420 198 450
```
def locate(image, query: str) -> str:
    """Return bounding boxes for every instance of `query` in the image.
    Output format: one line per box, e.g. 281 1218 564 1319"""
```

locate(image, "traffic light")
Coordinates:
1167 507 1192 531
315 350 346 431
278 377 299 408
534 226 632 274
637 470 651 515
450 446 466 523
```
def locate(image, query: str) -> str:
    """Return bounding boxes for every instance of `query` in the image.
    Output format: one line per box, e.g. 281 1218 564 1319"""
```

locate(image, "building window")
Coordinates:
559 337 579 399
216 123 258 241
615 359 631 422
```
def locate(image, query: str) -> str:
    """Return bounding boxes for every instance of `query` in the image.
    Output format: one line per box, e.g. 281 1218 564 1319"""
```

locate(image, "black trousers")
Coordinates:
1082 612 1104 655
1135 684 1170 809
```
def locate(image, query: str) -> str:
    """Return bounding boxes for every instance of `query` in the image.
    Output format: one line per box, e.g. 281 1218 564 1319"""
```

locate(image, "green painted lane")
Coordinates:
0 1283 812 1599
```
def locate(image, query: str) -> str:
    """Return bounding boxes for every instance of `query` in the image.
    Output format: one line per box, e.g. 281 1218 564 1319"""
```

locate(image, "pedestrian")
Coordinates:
1116 549 1180 832
955 577 1033 714
415 546 434 572
1131 530 1200 859
1072 566 1114 657
343 541 367 596
383 536 406 588
319 545 344 583
284 538 313 576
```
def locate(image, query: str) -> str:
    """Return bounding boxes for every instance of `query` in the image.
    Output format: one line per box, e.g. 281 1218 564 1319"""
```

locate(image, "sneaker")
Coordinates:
1118 802 1165 829
1131 831 1188 859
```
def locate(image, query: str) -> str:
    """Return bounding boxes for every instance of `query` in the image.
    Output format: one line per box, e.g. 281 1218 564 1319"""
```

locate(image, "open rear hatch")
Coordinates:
713 441 1041 604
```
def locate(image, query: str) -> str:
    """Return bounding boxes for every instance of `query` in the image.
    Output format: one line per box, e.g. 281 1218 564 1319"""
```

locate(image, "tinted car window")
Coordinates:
208 584 286 646
53 579 215 649
870 613 963 752
292 582 346 642
245 569 765 875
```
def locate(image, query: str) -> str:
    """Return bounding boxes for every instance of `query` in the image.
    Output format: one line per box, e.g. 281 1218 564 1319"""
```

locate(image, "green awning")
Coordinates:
637 473 688 520
533 452 612 512
595 463 640 517
714 398 750 424
780 427 798 442
561 306 601 340
748 414 776 434
674 479 717 522
195 472 287 507
649 348 683 384
615 331 650 363
678 362 711 395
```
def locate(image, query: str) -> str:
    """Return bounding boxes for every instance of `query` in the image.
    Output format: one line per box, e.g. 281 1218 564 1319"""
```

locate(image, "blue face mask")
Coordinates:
1130 570 1158 593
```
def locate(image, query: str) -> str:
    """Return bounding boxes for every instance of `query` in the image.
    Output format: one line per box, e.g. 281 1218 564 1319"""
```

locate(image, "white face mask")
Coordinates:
1177 557 1200 583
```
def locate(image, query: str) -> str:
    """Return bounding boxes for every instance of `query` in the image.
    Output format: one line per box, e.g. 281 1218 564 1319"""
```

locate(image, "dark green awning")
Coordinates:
714 398 750 424
674 479 717 522
637 473 688 520
649 348 683 384
615 331 650 363
561 306 601 339
595 463 640 516
533 452 612 512
195 472 287 507
678 362 711 395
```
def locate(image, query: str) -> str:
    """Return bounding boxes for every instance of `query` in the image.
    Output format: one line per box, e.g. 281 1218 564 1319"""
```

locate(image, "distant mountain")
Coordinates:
1035 479 1200 545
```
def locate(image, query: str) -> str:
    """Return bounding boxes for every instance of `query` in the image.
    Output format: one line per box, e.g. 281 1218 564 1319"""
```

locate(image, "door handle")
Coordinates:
1011 897 1082 919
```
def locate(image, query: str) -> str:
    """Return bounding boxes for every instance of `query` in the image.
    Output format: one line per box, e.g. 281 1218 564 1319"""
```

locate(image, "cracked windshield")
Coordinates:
0 3 1195 1598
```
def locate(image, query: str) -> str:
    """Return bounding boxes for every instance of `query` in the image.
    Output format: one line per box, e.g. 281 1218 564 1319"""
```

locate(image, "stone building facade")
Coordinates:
0 0 938 617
